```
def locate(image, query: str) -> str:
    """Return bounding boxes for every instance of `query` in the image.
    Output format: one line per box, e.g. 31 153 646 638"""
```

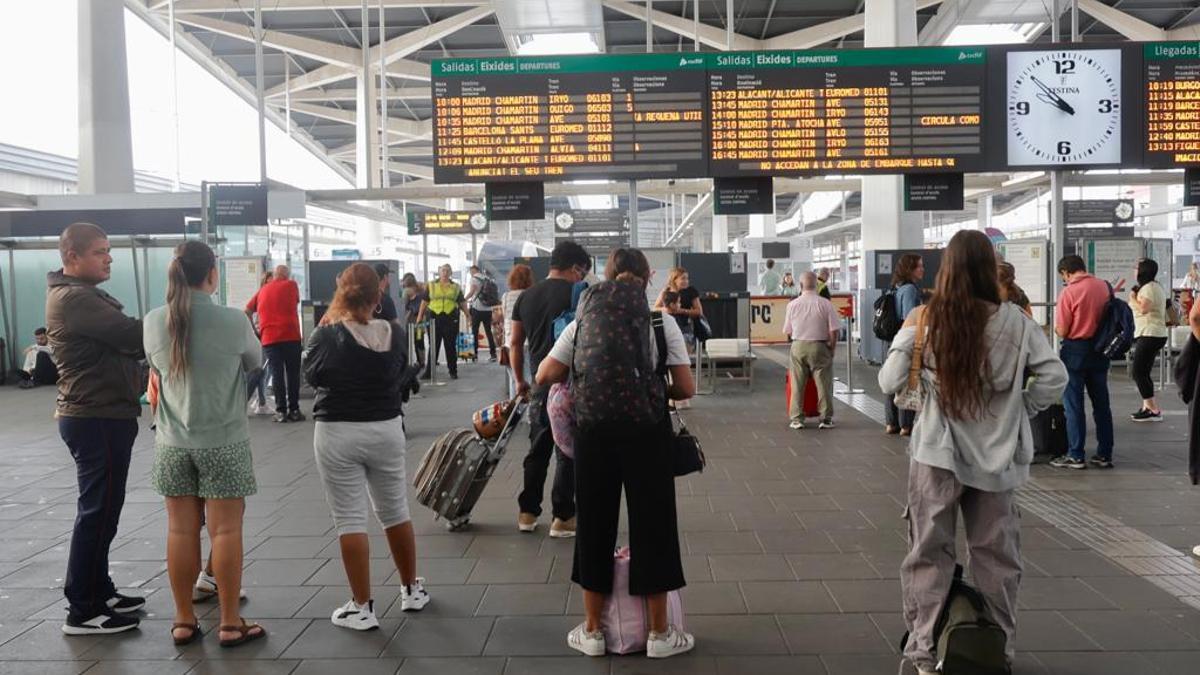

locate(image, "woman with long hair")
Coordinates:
654 266 704 343
997 261 1032 317
143 241 264 647
1129 258 1169 422
502 264 534 397
884 253 925 436
538 248 697 659
303 263 430 631
879 230 1067 675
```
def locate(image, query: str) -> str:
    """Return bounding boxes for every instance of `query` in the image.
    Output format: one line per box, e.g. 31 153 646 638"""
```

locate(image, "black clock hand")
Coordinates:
1030 75 1076 115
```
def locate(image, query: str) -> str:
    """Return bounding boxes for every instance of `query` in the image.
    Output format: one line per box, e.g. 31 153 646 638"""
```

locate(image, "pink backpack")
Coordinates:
547 381 576 459
602 547 685 654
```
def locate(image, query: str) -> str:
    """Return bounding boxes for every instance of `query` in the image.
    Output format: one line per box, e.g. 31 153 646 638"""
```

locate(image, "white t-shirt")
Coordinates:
548 313 691 368
501 289 523 344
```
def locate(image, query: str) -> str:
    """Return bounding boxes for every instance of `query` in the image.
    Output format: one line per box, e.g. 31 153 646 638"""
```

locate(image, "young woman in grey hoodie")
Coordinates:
879 230 1067 675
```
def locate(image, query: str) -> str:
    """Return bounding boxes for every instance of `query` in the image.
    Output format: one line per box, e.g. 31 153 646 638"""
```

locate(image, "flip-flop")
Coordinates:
172 622 202 646
218 619 266 648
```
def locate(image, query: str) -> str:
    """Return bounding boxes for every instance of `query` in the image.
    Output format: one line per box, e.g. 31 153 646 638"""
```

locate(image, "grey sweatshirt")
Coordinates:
879 302 1068 492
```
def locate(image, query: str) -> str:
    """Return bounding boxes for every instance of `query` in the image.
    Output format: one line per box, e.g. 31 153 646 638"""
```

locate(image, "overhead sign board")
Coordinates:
486 181 545 220
553 209 628 233
903 173 965 211
408 210 490 235
713 176 774 215
1062 199 1136 224
209 183 268 227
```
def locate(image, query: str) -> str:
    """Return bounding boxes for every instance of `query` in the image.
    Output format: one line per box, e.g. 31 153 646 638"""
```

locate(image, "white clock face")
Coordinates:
469 213 488 231
1007 49 1122 166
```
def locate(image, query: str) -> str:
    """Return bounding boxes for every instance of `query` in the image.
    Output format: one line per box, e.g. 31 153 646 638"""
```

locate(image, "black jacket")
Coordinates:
1175 333 1200 485
303 322 407 422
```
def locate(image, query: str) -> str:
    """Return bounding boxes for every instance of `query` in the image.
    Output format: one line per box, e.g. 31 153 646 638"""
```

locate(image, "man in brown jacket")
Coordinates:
46 223 145 635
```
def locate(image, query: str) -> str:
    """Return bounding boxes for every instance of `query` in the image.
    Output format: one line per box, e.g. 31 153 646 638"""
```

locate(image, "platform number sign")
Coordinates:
1007 49 1123 166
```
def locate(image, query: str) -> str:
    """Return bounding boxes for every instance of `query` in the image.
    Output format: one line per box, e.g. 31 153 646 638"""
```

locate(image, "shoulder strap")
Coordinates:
652 311 668 377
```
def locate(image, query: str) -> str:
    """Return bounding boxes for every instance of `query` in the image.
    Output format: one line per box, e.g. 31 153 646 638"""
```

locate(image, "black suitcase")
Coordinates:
412 400 527 531
1031 404 1067 462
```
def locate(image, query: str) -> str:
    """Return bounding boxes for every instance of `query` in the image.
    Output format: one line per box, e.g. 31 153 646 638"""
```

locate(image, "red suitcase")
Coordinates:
785 371 820 419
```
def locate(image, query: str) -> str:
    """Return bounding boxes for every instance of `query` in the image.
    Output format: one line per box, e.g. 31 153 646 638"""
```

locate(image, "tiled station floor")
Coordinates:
2 350 1200 674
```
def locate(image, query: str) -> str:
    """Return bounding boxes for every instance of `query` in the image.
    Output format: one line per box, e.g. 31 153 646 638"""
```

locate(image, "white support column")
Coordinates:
976 194 993 232
78 0 134 194
859 0 922 258
711 215 729 253
1148 184 1170 233
356 72 380 189
749 213 776 238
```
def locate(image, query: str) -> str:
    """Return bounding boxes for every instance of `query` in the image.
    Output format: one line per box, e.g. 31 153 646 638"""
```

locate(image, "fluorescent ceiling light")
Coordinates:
515 32 601 56
944 22 1044 45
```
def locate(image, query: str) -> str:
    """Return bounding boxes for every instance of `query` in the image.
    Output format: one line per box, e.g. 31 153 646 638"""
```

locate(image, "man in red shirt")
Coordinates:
1052 255 1114 470
246 265 304 422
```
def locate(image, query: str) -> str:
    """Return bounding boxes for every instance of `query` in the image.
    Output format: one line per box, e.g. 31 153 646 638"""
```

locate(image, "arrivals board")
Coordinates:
431 54 708 183
707 47 987 176
1144 41 1200 167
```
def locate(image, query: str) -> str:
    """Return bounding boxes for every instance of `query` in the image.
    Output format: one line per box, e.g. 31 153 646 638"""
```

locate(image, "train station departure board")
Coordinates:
1144 42 1200 167
707 47 987 176
431 54 709 183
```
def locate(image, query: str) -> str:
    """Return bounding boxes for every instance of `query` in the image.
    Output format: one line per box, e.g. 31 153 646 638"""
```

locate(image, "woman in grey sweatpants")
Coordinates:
879 231 1067 675
303 263 431 631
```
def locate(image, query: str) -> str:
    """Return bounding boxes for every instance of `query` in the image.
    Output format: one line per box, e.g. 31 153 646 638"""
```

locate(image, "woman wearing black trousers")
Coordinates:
1129 258 1169 422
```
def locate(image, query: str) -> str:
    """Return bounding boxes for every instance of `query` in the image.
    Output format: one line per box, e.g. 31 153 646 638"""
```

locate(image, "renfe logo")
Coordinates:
958 50 984 61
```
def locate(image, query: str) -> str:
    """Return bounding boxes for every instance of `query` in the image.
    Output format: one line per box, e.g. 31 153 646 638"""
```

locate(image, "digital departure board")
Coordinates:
1145 41 1200 167
431 54 709 183
707 47 987 176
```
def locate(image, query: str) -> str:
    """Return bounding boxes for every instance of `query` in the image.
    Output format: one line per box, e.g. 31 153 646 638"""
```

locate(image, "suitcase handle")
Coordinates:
485 398 528 461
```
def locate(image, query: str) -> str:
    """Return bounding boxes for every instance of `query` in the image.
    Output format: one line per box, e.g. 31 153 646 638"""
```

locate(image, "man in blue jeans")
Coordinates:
1051 255 1115 470
45 223 146 634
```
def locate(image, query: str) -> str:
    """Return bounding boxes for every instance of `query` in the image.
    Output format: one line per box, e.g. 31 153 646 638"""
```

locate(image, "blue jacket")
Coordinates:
894 283 922 321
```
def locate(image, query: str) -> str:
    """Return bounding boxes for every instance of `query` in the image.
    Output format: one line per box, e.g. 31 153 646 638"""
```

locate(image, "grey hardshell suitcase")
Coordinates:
413 400 527 531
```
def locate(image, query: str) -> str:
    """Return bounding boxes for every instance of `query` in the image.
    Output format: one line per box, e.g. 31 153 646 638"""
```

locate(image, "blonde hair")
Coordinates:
666 267 689 291
165 241 217 380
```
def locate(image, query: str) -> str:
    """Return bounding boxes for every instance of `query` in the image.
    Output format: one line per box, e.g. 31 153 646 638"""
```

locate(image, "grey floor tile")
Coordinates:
303 558 397 587
382 617 494 657
467 558 553 585
1016 577 1116 611
291 658 403 675
197 585 320 619
0 662 93 675
279 617 403 659
481 616 578 656
685 532 763 555
185 660 302 675
80 620 200 661
248 536 335 559
687 615 788 655
610 654 717 674
1013 611 1101 652
464 536 546 559
755 530 839 554
709 555 794 582
178 618 311 661
1058 609 1200 651
785 553 881 580
739 581 838 614
713 655 825 674
823 579 902 613
777 613 893 655
242 558 327 587
84 660 194 675
406 558 478 586
397 657 505 675
1142 650 1200 675
0 621 102 661
382 585 485 618
296 586 400 619
1079 576 1189 610
501 656 610 675
0 589 67 621
1033 651 1154 675
476 584 568 616
677 582 747 615
1022 550 1132 578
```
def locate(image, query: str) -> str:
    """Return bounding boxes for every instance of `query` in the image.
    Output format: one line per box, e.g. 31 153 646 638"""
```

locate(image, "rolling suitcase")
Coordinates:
785 371 820 419
413 399 527 531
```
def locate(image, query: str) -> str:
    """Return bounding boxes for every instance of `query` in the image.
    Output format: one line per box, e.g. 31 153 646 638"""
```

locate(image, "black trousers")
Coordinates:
428 313 459 376
470 308 497 358
518 385 575 521
20 351 59 384
571 417 684 596
264 341 302 413
1131 335 1168 399
59 417 137 618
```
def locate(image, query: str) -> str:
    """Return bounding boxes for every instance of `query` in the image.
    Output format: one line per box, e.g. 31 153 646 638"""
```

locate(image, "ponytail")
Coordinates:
165 241 217 380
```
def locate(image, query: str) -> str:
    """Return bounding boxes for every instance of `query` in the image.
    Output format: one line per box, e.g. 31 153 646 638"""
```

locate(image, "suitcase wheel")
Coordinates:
448 517 470 531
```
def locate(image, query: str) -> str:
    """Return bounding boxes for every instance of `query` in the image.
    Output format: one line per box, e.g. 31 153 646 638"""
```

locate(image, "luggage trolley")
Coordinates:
413 399 528 531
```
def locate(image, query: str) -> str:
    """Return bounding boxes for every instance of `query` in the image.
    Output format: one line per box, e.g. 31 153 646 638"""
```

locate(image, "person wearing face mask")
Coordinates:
509 240 592 538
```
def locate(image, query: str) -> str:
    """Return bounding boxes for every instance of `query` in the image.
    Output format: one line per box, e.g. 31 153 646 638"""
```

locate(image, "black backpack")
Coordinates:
1093 282 1135 360
571 280 667 433
477 275 500 307
873 286 903 341
900 564 1011 675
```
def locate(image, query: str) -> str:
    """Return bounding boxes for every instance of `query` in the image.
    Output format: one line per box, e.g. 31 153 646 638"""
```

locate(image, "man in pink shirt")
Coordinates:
1052 255 1114 470
782 272 840 429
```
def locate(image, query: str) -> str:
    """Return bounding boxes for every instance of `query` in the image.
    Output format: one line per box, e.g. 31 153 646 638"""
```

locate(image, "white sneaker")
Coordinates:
567 622 606 656
646 625 695 658
400 579 431 612
788 420 804 430
254 402 274 416
917 669 938 675
330 598 379 631
1192 544 1200 558
193 570 248 602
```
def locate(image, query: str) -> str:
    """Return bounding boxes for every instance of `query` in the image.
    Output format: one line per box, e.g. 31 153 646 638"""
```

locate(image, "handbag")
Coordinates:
670 406 705 476
693 316 713 343
499 345 510 367
893 310 927 412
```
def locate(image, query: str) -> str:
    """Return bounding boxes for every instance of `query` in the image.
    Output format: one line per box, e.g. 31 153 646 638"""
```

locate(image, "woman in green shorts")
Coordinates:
144 241 264 648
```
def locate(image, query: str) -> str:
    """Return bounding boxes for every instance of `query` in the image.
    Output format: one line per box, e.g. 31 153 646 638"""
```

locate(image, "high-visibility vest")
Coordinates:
428 281 461 315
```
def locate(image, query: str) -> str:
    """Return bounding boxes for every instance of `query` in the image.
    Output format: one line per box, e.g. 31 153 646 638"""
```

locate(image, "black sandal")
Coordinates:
218 619 266 648
172 622 202 646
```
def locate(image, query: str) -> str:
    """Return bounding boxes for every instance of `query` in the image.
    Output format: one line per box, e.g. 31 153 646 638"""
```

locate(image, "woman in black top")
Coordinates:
303 263 430 631
654 267 704 343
